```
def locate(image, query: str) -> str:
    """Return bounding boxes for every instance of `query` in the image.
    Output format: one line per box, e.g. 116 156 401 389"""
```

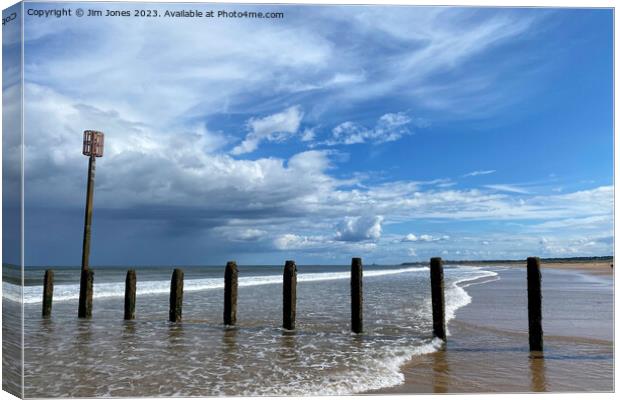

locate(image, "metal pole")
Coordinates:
78 154 96 318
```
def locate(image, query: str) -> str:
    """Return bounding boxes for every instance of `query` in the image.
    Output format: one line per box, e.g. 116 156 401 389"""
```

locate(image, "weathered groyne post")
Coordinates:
124 269 137 320
527 257 543 352
169 269 184 322
430 257 446 341
224 261 238 326
42 269 54 318
78 130 104 318
283 260 297 330
351 257 363 333
78 270 94 318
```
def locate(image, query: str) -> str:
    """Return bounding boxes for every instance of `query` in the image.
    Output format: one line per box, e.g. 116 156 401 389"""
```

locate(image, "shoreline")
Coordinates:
367 262 614 394
471 260 613 276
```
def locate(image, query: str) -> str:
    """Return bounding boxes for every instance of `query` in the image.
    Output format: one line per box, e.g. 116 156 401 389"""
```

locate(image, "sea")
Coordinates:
3 263 498 397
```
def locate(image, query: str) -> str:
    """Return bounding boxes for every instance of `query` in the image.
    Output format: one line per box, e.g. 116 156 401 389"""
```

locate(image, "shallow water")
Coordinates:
372 266 614 394
5 264 495 397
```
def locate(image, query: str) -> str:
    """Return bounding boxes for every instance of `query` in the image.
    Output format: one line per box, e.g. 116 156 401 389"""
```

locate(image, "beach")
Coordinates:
370 261 614 394
2 260 614 397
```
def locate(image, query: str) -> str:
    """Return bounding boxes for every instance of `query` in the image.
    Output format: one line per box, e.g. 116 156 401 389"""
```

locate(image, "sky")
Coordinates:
5 3 613 266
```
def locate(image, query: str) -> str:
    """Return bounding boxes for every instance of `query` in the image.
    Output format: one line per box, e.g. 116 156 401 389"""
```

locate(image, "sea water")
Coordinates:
4 264 497 397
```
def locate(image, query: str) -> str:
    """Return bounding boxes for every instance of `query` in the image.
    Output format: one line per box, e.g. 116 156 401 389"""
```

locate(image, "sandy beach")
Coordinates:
369 261 614 394
531 261 613 276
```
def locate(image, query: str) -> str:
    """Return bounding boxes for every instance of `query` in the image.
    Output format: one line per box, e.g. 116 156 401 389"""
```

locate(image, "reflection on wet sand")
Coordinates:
529 352 547 392
432 348 450 393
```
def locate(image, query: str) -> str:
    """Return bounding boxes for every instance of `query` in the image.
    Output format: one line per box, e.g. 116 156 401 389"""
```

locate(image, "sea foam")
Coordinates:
5 266 428 304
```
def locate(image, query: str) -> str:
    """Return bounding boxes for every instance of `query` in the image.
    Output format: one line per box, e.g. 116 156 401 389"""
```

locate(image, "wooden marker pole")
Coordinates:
124 269 137 320
527 257 543 352
282 260 297 330
78 154 96 318
169 269 184 322
42 269 54 318
430 257 446 341
351 258 363 333
78 131 103 318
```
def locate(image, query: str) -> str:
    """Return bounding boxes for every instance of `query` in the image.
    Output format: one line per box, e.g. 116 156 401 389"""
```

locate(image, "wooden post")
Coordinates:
527 257 543 352
42 269 54 318
78 154 96 318
430 257 446 341
77 269 94 318
169 268 184 322
224 261 238 326
282 260 297 330
351 257 363 333
124 269 137 320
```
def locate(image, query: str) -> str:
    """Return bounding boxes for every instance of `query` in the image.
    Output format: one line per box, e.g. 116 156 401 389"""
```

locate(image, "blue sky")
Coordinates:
9 3 613 265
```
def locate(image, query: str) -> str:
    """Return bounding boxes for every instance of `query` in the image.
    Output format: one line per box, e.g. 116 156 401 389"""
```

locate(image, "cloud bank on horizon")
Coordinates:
10 4 613 265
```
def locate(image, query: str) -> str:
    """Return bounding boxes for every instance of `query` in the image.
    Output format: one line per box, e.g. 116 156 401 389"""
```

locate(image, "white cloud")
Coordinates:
402 233 450 242
463 169 496 177
274 234 324 250
331 8 541 116
335 215 383 242
537 235 612 257
326 112 414 145
402 234 418 242
300 127 316 142
231 105 304 155
25 13 333 127
25 87 610 238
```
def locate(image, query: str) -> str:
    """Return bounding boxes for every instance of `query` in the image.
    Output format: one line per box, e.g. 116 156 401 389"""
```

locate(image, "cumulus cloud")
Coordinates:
231 105 304 155
335 216 383 242
23 87 612 244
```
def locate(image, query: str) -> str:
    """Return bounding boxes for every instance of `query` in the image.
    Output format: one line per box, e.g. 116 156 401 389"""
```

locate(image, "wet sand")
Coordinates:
369 263 614 394
513 261 613 276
